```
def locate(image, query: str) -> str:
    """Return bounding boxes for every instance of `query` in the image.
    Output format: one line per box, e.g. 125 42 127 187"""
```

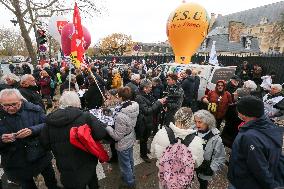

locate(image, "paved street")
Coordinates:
1 141 230 189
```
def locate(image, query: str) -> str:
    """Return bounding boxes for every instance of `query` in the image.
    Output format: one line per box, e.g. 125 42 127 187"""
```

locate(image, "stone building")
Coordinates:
199 1 284 55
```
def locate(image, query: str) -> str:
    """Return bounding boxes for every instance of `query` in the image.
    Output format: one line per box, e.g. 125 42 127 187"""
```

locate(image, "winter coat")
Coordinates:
19 86 45 111
201 81 232 119
151 122 204 168
106 101 139 151
37 76 51 96
84 83 104 109
0 101 52 181
111 73 122 89
222 103 242 148
197 128 226 180
135 92 162 138
152 84 164 100
164 84 184 126
228 116 283 189
181 76 195 105
40 107 107 188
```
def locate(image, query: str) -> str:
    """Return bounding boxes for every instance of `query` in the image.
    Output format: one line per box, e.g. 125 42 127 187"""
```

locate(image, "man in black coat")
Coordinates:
181 69 195 108
135 79 166 162
84 75 104 110
41 91 107 189
0 89 58 189
19 74 45 111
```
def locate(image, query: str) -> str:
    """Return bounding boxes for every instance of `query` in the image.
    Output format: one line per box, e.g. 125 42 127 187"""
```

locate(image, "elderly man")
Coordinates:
263 84 284 118
19 74 45 111
126 73 140 99
0 89 58 189
228 96 283 189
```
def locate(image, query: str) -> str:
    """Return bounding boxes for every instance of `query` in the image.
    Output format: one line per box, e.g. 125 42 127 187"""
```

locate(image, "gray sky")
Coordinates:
0 0 282 44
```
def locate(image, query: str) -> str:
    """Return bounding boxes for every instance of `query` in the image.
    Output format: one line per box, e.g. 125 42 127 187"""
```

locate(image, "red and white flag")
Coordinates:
70 2 86 68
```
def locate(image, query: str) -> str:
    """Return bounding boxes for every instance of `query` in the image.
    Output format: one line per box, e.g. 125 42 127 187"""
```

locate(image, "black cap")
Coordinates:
237 96 264 118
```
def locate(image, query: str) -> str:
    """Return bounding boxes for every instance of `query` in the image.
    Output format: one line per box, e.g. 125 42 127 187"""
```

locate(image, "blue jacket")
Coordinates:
228 115 283 189
0 101 51 181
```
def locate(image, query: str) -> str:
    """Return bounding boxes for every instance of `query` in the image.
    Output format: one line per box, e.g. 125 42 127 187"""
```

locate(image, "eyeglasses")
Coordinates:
1 102 20 108
217 85 224 87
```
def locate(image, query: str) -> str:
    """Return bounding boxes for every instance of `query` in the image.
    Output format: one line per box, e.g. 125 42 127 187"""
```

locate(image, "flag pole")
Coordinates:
87 67 106 102
68 60 72 91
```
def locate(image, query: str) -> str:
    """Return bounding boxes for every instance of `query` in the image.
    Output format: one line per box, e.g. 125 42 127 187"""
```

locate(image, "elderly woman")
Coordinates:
194 110 226 189
37 70 52 108
151 107 204 168
135 79 166 162
40 91 107 189
105 87 139 188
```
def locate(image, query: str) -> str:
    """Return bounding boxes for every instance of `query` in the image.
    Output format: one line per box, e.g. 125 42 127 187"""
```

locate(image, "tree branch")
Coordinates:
0 0 16 14
33 0 58 11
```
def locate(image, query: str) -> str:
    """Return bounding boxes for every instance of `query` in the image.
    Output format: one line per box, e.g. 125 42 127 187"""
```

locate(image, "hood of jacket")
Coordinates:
240 115 282 148
46 107 83 127
119 101 139 119
169 122 197 137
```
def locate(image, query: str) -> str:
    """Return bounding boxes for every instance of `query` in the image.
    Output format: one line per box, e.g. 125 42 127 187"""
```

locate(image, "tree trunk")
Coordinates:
13 0 37 65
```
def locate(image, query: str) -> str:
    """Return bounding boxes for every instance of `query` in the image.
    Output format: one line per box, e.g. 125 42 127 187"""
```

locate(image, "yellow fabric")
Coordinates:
111 73 122 89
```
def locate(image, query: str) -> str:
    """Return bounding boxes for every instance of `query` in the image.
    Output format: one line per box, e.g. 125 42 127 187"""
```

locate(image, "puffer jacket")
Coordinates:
197 128 226 180
40 107 107 188
151 122 204 168
106 101 139 151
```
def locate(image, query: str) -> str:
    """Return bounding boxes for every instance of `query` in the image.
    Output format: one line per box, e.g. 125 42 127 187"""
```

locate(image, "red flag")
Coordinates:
70 2 85 68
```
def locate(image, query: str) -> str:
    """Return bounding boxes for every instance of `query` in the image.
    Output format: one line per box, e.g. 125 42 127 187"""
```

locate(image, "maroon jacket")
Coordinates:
38 76 51 96
202 80 232 119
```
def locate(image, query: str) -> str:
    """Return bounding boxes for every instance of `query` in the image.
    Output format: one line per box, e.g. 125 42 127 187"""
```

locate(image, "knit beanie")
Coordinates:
236 96 264 118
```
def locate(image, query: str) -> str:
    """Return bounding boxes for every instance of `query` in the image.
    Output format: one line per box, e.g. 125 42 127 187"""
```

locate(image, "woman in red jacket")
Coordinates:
201 80 232 129
37 70 52 109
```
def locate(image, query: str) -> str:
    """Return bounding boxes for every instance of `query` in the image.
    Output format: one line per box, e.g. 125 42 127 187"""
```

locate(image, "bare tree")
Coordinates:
0 0 103 65
0 27 29 56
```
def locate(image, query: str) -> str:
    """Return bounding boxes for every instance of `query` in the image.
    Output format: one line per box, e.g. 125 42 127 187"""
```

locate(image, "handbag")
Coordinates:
24 138 47 162
70 124 109 163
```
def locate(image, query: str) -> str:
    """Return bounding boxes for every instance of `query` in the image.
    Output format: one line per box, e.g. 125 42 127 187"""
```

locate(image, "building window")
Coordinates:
260 28 264 33
245 37 252 50
248 28 252 34
274 47 280 52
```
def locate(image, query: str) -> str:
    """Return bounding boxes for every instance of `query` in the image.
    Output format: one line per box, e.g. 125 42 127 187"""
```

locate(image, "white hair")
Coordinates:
131 74 140 81
271 84 282 92
59 91 81 109
243 80 257 91
3 73 20 82
0 88 26 101
193 110 216 130
20 74 33 85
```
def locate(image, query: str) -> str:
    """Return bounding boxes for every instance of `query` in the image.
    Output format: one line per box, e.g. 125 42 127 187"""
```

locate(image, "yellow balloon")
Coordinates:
167 2 209 64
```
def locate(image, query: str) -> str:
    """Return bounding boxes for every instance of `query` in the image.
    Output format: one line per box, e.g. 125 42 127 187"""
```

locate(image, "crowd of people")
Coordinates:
0 59 283 189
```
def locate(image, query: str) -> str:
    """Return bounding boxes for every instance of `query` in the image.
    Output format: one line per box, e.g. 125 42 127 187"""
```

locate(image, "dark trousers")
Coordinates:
64 172 99 189
110 143 118 160
198 177 208 189
140 127 151 157
21 162 58 189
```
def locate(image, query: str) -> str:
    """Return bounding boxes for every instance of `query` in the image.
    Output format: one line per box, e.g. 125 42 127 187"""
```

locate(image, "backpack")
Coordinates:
158 126 196 189
70 124 109 163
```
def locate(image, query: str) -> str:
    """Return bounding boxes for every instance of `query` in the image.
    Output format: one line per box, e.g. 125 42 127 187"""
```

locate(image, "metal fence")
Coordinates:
93 54 284 83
